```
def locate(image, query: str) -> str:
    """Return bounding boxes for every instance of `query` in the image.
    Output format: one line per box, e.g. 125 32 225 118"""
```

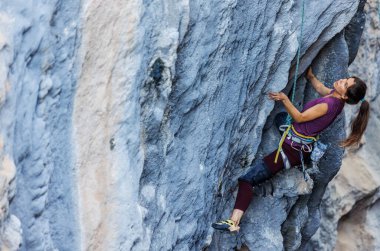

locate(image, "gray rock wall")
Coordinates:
0 0 81 250
311 1 380 250
1 0 376 250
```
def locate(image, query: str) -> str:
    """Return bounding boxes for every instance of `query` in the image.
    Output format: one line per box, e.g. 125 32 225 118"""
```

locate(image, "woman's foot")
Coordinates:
212 219 240 232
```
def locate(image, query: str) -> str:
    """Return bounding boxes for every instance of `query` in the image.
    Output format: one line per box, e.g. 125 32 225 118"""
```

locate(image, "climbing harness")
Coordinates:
287 125 317 146
275 125 318 181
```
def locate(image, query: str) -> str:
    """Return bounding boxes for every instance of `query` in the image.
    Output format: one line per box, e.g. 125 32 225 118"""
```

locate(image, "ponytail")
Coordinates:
340 100 370 147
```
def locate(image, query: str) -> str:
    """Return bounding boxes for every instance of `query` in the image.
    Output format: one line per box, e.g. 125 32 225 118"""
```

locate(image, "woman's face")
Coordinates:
333 78 355 98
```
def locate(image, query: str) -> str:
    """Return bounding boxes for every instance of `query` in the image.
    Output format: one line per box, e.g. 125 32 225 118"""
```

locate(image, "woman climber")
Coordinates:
212 68 370 232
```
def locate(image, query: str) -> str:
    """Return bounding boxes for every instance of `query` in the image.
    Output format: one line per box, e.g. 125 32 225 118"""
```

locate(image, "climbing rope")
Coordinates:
274 0 306 164
286 0 306 125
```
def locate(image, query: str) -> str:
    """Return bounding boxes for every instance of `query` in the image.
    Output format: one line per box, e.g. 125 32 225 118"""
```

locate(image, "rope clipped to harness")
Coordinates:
273 1 331 181
274 0 305 165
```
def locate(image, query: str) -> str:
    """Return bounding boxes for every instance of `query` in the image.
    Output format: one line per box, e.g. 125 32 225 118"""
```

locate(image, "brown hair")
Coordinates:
340 76 370 147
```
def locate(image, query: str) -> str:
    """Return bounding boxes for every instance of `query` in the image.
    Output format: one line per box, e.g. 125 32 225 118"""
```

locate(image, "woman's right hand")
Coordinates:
306 67 315 80
268 92 289 102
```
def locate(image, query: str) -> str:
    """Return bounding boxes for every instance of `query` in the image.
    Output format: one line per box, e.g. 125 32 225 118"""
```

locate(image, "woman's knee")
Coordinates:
238 160 272 186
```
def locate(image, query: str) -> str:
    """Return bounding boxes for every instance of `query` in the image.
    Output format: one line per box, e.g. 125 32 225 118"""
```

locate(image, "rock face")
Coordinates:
0 0 81 250
310 1 380 250
0 0 377 250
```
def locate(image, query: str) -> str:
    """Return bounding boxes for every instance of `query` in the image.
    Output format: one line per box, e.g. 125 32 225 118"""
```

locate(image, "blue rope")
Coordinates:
274 0 307 165
285 0 306 125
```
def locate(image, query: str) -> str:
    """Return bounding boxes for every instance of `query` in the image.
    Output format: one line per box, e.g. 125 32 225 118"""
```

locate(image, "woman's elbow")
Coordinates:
294 114 306 123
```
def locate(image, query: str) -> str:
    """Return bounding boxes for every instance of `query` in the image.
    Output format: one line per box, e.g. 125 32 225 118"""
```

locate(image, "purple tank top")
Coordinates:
285 90 345 145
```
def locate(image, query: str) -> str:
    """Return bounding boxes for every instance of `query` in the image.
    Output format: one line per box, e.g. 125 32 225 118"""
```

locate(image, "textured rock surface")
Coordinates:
310 1 380 250
0 0 81 250
1 0 377 250
0 155 21 250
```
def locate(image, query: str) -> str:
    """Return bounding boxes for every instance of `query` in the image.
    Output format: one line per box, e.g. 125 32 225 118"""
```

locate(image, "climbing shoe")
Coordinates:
212 219 240 232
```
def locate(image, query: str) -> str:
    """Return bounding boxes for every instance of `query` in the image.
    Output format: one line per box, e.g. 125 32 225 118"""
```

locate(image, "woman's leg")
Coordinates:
229 181 251 229
229 209 244 231
229 160 275 228
215 143 308 231
212 159 282 231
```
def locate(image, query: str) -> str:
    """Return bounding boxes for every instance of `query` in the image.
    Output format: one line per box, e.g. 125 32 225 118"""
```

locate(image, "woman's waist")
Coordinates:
285 125 318 145
282 128 315 154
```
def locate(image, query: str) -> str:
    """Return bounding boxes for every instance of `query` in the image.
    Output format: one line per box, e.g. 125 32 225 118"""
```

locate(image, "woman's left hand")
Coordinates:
268 92 288 101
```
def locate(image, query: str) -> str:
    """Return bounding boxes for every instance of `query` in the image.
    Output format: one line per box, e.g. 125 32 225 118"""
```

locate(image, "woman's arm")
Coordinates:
268 92 328 123
306 68 332 96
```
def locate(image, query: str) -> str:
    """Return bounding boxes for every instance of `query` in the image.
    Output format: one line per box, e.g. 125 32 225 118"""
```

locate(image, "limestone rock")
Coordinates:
1 0 377 250
310 1 380 250
0 0 81 250
0 155 21 250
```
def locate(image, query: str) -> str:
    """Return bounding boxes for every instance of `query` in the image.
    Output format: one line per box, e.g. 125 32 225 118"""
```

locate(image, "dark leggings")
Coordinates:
234 143 309 211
